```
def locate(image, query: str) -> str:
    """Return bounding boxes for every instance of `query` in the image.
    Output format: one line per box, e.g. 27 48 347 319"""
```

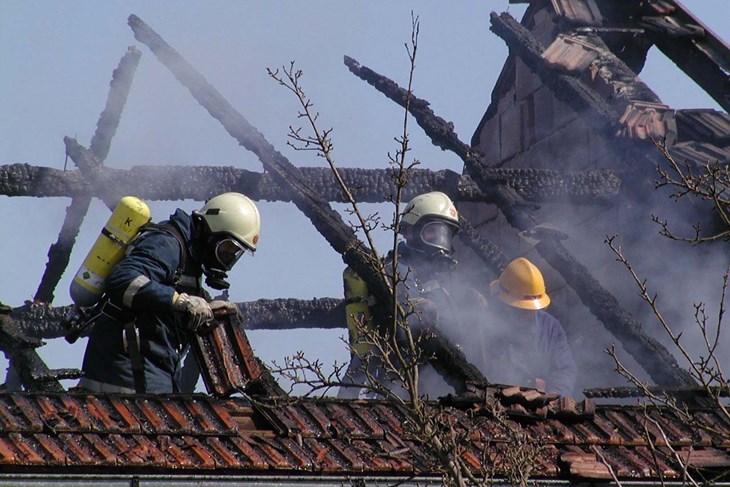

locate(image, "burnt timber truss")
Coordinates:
1 0 729 398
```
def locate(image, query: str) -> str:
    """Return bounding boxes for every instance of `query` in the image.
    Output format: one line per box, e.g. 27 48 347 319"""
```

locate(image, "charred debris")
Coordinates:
1 2 729 406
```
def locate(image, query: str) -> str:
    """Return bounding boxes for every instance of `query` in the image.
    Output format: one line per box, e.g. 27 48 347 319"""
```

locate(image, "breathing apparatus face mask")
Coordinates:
403 219 459 276
419 221 456 254
201 235 250 290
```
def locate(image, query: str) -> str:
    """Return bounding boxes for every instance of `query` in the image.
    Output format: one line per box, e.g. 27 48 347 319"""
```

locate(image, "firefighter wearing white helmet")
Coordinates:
338 191 488 399
485 257 577 396
400 191 460 262
194 192 261 290
79 192 260 394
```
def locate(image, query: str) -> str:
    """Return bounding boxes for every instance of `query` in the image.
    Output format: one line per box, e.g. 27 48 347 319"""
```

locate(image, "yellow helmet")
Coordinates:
490 257 551 310
194 192 261 252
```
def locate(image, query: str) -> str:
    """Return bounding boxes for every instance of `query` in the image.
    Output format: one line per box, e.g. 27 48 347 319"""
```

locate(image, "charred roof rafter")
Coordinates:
0 163 621 205
126 14 488 393
343 44 695 387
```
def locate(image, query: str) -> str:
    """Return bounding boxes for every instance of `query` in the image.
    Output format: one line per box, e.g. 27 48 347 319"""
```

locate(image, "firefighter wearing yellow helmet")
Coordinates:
490 257 551 310
338 191 488 399
79 192 260 394
486 257 577 396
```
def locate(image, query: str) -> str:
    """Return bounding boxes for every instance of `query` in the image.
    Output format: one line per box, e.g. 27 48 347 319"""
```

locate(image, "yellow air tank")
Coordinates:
69 196 151 307
343 266 373 356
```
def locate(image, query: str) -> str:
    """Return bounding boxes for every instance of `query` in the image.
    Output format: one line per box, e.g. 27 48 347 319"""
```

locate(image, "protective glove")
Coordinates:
172 292 213 332
195 300 241 335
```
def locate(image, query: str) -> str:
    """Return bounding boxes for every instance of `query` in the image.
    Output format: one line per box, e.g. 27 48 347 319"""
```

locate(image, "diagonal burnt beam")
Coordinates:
0 311 63 393
11 298 346 340
21 48 142 392
0 163 621 205
128 14 487 393
33 197 92 303
487 12 669 179
644 0 730 113
126 14 392 318
89 47 142 161
33 48 141 305
344 55 696 387
63 137 118 210
457 215 511 273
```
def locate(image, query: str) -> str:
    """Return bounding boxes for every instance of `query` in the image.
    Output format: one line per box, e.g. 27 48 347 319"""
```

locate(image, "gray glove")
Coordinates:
173 292 213 332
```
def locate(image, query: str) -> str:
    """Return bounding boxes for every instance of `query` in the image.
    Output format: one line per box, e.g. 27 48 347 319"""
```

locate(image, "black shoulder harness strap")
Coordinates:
139 222 188 280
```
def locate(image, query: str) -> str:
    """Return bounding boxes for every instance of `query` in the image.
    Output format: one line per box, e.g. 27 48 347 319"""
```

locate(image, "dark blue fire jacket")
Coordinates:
80 209 203 393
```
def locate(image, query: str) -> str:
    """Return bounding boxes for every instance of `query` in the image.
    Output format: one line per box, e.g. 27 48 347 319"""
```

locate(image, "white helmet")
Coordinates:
401 191 460 255
195 192 261 252
401 191 459 228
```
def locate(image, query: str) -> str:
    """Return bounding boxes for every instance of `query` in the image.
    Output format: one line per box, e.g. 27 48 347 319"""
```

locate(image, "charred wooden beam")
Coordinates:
644 1 730 112
32 368 83 383
487 11 669 186
584 385 730 400
11 298 346 340
344 54 697 388
0 164 87 197
33 48 141 306
0 163 621 205
457 216 510 272
63 137 116 210
0 311 63 392
488 13 621 128
33 195 91 303
90 47 142 161
128 14 488 393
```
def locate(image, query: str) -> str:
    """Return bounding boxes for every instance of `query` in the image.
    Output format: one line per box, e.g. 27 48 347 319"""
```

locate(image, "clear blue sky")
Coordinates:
1 1 727 390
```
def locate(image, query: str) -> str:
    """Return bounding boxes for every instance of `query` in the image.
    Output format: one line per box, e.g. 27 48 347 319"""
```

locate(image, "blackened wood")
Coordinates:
457 216 510 272
128 14 488 393
0 312 63 392
0 163 621 205
487 12 674 186
11 298 346 340
89 47 142 161
488 13 621 127
33 49 141 305
651 19 730 113
33 195 91 304
640 16 704 38
584 385 730 399
344 54 697 388
63 137 115 209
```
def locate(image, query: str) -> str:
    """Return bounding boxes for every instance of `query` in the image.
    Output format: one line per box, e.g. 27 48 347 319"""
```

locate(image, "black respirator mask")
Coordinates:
201 235 247 290
406 220 459 270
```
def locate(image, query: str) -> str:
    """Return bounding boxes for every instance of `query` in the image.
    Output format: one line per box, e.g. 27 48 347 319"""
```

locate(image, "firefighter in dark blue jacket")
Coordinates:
78 192 261 394
485 257 577 396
